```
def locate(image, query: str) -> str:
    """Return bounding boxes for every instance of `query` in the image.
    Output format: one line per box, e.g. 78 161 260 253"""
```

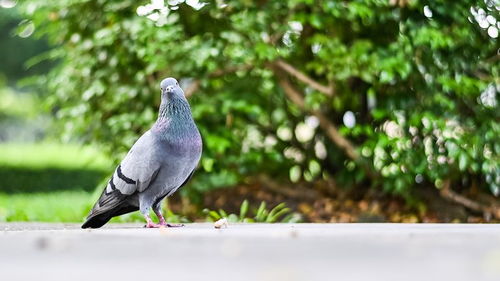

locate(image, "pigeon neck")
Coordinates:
153 96 197 140
157 95 191 121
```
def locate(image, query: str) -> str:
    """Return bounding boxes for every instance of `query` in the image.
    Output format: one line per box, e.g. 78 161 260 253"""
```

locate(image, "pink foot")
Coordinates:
144 221 162 228
144 215 163 228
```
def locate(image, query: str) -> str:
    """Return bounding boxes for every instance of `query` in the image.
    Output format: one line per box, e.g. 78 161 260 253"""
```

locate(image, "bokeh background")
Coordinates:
0 0 498 224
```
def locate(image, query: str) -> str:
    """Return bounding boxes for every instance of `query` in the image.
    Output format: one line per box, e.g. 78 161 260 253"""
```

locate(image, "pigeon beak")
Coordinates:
165 85 174 93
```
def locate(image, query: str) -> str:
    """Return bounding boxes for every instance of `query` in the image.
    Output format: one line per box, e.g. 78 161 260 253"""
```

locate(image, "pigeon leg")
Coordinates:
153 203 184 227
140 197 162 228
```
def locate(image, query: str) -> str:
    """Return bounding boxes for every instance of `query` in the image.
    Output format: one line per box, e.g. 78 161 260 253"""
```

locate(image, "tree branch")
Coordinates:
274 59 334 96
255 174 319 200
440 180 500 220
272 66 377 179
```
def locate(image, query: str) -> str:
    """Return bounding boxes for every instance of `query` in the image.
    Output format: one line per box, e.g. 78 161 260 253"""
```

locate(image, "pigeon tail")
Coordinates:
82 180 139 229
82 203 138 228
81 213 112 229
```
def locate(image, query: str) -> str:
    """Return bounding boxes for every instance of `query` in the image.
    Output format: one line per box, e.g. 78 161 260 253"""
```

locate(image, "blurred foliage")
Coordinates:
16 0 499 202
0 6 54 141
0 143 111 192
204 199 302 223
0 7 53 86
0 85 49 141
0 85 40 119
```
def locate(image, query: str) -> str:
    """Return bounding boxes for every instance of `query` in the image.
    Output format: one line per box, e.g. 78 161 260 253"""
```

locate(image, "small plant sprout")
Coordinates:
203 200 302 223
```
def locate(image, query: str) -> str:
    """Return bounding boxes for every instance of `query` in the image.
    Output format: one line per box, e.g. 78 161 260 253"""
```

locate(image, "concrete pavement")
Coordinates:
1 223 499 281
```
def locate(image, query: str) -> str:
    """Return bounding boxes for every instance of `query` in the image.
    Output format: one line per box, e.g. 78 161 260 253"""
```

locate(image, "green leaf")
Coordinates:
239 199 249 220
255 202 267 222
458 153 468 172
218 209 228 218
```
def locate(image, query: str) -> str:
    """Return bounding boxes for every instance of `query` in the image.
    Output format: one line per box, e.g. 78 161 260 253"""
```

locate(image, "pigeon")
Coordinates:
81 77 202 228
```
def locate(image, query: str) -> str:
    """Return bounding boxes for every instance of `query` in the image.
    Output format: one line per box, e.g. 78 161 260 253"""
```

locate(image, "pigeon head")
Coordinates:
157 77 190 119
160 77 182 96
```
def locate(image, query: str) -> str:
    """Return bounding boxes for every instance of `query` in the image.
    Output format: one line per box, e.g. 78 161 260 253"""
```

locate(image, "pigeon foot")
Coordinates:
144 221 162 228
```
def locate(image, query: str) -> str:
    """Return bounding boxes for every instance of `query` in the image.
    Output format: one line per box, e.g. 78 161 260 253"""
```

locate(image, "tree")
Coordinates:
20 0 499 217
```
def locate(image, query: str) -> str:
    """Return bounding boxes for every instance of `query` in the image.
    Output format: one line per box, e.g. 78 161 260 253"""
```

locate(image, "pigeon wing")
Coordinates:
82 131 161 228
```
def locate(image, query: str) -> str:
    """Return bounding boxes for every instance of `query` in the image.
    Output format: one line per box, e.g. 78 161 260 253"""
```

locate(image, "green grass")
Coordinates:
0 142 111 170
0 190 136 223
0 142 112 193
0 190 144 223
0 142 111 222
0 191 93 222
0 190 188 223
